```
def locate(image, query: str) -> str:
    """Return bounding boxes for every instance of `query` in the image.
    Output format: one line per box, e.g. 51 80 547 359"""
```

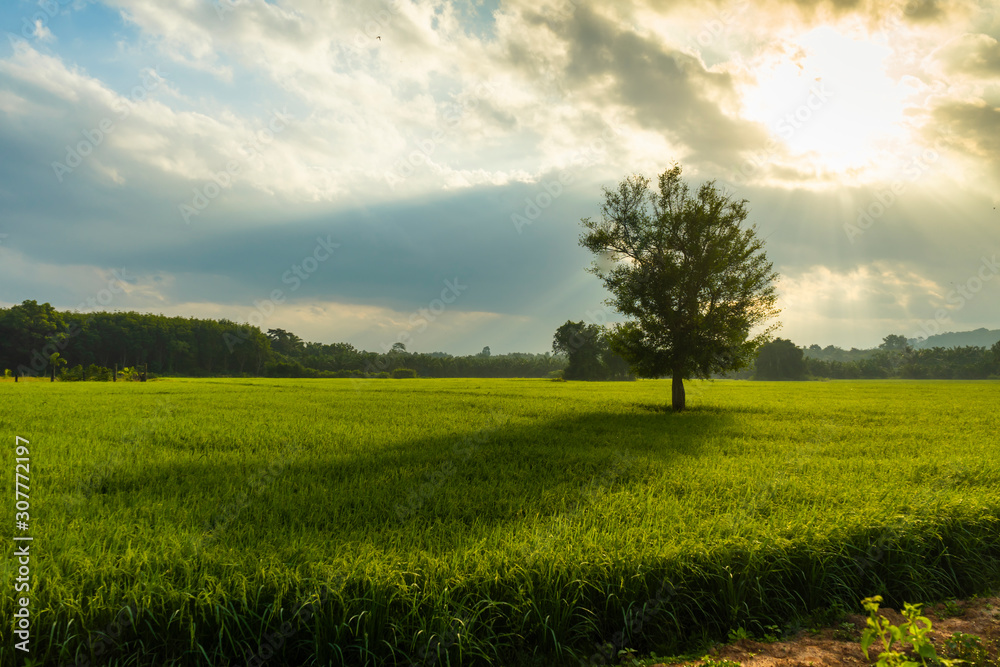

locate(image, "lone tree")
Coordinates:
879 334 910 352
48 352 67 382
552 321 632 381
754 338 806 380
580 164 780 411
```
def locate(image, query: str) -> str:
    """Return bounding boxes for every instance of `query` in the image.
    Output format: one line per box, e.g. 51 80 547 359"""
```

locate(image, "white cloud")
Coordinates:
32 19 55 42
1 0 999 351
774 259 1000 347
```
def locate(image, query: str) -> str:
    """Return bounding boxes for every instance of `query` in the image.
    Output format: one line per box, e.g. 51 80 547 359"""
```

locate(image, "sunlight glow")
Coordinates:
742 27 912 174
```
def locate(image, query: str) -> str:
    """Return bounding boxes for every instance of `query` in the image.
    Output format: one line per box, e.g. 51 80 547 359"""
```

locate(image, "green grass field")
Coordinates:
2 378 1000 666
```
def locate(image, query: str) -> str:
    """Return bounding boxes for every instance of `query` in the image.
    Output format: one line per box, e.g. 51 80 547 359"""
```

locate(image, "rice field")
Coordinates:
2 377 1000 666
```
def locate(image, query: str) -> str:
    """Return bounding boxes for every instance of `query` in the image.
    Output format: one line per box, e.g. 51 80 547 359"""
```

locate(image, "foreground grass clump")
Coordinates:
1 378 999 666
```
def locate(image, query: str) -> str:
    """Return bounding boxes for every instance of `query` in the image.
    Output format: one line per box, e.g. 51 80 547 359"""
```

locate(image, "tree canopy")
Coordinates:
879 334 910 352
552 320 632 381
580 164 780 410
754 338 806 380
0 301 564 379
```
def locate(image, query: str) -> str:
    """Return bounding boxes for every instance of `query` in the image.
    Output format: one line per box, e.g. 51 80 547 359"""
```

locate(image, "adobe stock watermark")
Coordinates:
11 0 75 42
723 83 834 193
75 268 135 313
343 1 404 54
69 398 173 510
59 603 139 667
773 83 834 140
16 269 134 378
191 440 304 556
843 137 949 244
909 254 999 343
393 412 507 523
179 108 292 224
356 278 469 381
51 66 168 183
521 449 635 561
384 82 496 190
215 0 237 20
873 2 933 44
582 579 678 666
690 0 751 49
410 614 471 666
224 235 340 352
243 587 333 667
512 126 621 234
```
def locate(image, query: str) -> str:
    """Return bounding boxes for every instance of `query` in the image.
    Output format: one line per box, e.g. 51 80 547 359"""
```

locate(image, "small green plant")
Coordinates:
616 647 639 665
701 659 742 667
943 632 996 666
833 622 856 641
391 368 417 379
727 627 751 643
940 599 964 618
761 625 781 643
808 600 849 631
860 595 961 666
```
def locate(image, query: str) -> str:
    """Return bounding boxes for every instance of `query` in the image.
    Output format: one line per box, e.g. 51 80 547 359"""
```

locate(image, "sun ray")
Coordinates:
741 26 915 179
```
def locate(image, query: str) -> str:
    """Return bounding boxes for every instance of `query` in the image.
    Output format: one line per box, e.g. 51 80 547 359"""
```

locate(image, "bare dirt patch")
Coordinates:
660 596 1000 666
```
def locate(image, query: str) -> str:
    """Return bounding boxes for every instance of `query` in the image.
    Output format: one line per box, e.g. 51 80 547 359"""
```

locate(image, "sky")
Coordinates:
0 0 998 355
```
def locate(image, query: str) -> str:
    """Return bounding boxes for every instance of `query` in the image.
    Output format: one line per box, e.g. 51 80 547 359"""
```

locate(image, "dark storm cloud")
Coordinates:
635 0 942 23
900 0 948 23
3 0 998 352
929 101 1000 177
716 179 999 286
932 33 1000 78
0 113 609 320
163 180 604 315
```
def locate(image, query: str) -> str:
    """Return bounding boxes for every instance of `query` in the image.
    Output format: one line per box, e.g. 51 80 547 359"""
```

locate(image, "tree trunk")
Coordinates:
51 365 55 382
671 370 685 412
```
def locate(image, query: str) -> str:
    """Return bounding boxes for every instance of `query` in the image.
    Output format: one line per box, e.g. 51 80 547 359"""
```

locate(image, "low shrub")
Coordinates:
60 364 85 381
86 364 112 381
119 366 142 381
943 632 995 666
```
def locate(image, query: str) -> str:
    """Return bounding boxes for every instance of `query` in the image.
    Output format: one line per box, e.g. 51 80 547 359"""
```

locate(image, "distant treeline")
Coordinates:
3 300 998 381
265 328 564 378
0 301 565 379
749 335 1000 380
804 346 1000 379
910 327 1000 350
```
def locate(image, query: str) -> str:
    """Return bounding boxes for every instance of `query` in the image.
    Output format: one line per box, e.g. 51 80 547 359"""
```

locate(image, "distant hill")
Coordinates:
910 328 1000 350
